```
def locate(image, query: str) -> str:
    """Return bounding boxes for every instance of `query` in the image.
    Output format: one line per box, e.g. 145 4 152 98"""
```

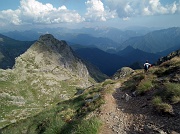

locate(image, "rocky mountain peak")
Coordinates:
38 34 67 52
33 34 73 57
14 34 96 87
39 34 54 41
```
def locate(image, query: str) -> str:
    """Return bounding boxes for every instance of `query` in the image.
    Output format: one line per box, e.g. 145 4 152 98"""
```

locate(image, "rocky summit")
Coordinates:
14 34 93 86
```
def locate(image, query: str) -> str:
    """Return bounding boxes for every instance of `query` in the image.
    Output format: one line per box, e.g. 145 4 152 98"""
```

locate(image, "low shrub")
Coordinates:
164 83 180 103
121 73 144 91
152 96 162 106
132 73 145 81
171 96 180 104
153 82 180 102
136 79 153 95
152 96 173 114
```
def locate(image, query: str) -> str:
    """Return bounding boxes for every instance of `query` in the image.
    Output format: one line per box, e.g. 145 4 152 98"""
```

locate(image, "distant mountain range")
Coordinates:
65 33 121 51
1 27 180 76
119 27 180 53
74 47 127 76
117 46 160 63
2 27 146 51
3 27 146 43
3 27 180 54
74 46 160 76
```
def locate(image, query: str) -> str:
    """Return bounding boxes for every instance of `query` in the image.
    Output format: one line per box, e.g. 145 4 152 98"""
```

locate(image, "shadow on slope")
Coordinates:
75 47 128 76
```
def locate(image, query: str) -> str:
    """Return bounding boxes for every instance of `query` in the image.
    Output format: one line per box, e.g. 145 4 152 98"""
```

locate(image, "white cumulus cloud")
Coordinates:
0 0 179 28
0 0 84 26
85 0 117 21
105 0 180 18
0 9 21 25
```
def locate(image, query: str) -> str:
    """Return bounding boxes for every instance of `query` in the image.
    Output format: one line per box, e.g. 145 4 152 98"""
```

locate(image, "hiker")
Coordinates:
144 60 151 73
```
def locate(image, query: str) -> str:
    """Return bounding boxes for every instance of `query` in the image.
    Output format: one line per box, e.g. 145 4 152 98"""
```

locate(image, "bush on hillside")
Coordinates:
155 83 180 104
136 79 153 95
164 83 180 104
152 96 173 115
121 73 145 91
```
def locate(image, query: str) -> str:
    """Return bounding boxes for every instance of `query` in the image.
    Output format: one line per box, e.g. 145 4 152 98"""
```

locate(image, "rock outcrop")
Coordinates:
112 67 134 80
157 49 180 65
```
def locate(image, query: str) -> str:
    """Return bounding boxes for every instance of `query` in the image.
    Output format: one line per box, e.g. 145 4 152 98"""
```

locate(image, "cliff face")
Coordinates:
14 34 92 87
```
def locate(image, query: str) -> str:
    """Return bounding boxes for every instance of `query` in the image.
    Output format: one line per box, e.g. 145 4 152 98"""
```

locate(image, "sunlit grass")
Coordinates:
152 96 173 114
1 84 104 134
164 83 180 103
136 79 153 95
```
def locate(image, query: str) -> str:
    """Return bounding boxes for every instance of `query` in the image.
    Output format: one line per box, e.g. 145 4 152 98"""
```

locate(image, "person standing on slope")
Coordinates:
144 60 151 73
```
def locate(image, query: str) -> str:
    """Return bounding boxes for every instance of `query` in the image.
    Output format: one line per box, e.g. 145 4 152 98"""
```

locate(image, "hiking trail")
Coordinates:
98 81 180 134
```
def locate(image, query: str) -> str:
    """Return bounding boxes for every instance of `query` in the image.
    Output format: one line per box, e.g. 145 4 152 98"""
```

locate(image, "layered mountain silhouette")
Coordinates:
3 27 180 54
119 27 180 53
3 27 145 43
74 46 160 76
117 46 160 64
1 27 180 76
63 33 121 51
74 47 128 76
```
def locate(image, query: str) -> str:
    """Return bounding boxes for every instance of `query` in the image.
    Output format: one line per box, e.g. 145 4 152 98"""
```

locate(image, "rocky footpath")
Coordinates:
99 81 180 134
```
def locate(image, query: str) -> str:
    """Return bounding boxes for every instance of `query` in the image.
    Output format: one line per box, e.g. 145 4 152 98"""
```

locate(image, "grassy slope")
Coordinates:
121 56 180 114
0 67 90 129
0 80 108 134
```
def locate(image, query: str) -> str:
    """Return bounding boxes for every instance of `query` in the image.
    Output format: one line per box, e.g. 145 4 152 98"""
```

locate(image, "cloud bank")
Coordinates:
105 0 180 18
0 0 84 26
0 0 179 27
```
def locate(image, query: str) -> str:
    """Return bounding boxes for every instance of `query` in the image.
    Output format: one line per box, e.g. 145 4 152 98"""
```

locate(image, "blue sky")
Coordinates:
0 0 180 31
